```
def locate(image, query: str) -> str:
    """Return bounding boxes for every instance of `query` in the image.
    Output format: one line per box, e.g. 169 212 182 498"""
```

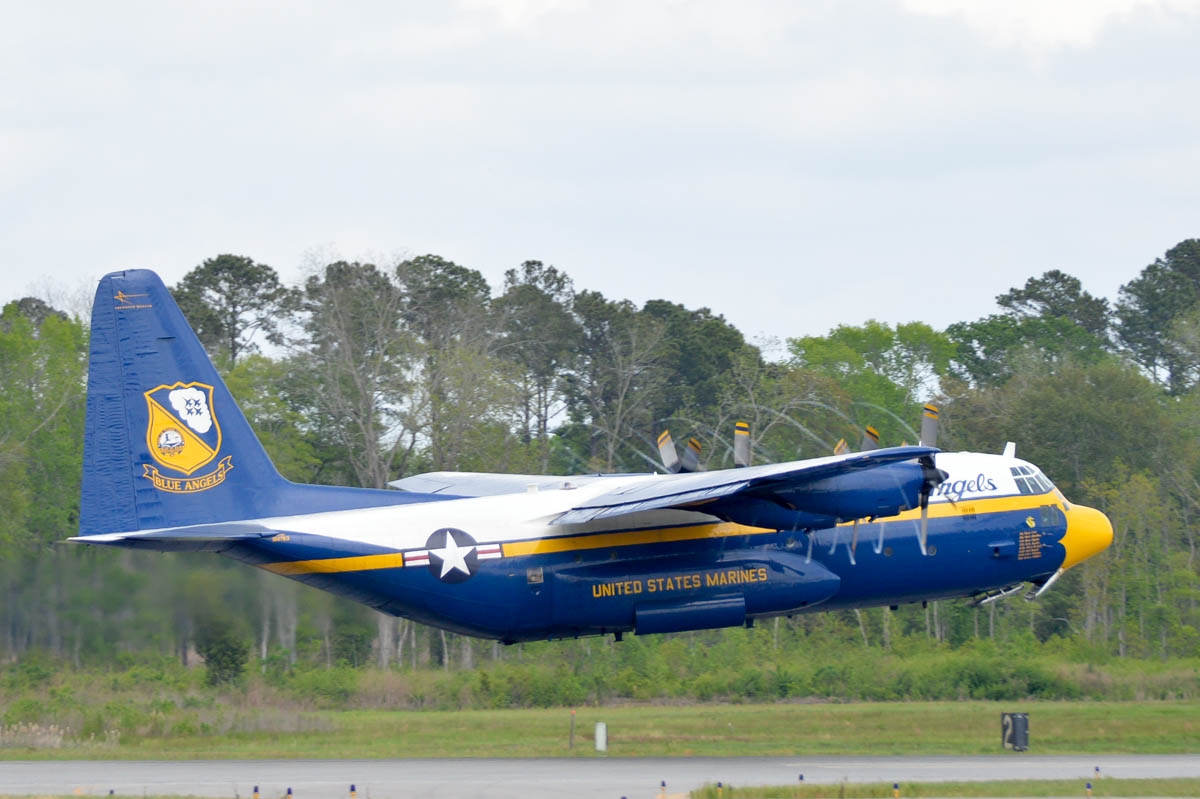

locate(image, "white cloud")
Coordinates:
901 0 1200 50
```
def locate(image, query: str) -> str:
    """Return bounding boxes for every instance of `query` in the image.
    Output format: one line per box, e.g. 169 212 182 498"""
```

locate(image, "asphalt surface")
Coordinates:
3 756 1200 798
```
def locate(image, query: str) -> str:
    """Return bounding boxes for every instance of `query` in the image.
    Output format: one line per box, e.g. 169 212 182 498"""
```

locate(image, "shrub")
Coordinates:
195 630 250 686
289 666 359 705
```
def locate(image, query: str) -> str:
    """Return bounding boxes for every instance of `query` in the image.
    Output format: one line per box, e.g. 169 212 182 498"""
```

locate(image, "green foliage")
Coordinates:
1115 239 1200 392
3 242 1200 696
788 320 953 447
288 666 359 704
0 301 87 549
194 628 249 687
223 354 319 481
172 254 295 365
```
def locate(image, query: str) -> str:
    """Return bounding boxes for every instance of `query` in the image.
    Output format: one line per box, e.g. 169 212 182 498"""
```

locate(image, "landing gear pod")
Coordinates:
635 595 746 635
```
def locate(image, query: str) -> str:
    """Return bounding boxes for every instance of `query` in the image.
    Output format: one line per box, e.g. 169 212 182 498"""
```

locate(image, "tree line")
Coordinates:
1 241 1198 688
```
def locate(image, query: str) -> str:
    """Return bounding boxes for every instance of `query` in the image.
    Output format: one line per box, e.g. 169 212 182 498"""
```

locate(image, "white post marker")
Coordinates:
594 721 608 752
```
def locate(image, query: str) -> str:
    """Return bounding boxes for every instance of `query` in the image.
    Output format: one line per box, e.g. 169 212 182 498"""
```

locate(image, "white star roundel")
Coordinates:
424 528 478 583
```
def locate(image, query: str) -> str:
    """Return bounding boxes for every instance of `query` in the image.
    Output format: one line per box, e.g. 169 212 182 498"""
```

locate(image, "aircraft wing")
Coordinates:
67 522 275 552
551 446 937 525
388 471 647 497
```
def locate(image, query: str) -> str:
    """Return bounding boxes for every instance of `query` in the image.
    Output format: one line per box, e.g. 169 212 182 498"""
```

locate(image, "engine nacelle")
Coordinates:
785 461 926 520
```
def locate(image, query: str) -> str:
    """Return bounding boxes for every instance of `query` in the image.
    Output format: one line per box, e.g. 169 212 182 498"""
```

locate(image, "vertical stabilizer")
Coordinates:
80 269 424 536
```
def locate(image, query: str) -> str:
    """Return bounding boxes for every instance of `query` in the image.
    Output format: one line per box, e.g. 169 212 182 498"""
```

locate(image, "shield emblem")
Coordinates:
144 382 223 475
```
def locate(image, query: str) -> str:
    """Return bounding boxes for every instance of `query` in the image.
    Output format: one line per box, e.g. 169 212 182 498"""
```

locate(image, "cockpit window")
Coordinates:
1039 504 1066 527
1011 466 1054 495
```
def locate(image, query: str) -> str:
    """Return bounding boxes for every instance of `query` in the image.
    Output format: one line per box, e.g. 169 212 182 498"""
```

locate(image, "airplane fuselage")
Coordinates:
72 270 1114 643
200 452 1106 643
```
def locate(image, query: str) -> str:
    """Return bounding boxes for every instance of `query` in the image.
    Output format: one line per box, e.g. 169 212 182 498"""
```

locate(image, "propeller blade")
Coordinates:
833 438 850 455
733 421 751 468
916 453 948 557
680 437 703 472
919 404 939 448
849 519 859 565
859 426 880 451
657 430 681 474
919 502 929 556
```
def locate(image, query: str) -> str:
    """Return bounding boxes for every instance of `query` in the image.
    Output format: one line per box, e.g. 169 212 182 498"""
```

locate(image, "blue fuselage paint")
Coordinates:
228 503 1063 643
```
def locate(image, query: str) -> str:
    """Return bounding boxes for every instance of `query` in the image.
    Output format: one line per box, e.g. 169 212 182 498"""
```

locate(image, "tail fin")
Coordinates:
80 269 419 536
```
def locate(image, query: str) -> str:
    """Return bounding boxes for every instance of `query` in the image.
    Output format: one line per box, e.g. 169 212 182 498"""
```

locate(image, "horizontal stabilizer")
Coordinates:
68 522 275 552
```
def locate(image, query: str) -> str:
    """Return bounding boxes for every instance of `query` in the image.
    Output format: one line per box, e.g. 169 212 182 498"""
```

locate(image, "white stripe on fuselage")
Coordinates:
80 452 1055 550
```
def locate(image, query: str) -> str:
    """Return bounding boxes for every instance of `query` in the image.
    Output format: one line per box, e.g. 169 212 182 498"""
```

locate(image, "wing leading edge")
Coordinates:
552 446 939 528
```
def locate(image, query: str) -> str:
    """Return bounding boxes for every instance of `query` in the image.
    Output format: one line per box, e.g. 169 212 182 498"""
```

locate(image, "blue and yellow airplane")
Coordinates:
72 270 1114 642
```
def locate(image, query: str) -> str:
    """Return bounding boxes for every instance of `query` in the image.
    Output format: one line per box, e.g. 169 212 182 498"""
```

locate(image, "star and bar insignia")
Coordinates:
404 528 502 583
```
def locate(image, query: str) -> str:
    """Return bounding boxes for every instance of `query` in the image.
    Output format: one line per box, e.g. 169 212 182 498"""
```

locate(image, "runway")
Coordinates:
3 756 1200 799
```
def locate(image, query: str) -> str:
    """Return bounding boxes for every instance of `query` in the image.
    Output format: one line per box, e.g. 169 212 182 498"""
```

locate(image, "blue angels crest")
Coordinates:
142 381 233 493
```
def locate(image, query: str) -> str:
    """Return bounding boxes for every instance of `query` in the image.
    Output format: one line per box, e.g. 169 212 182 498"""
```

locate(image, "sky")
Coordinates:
3 0 1199 345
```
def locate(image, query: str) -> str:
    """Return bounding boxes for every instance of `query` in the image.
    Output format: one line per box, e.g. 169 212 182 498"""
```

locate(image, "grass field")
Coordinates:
2 700 1197 759
691 777 1200 797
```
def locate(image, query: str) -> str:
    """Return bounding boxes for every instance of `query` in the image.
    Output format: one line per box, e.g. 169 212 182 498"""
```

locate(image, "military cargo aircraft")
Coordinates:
71 270 1114 642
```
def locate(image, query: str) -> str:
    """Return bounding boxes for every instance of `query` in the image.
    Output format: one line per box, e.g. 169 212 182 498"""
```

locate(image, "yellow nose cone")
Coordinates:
1060 504 1114 570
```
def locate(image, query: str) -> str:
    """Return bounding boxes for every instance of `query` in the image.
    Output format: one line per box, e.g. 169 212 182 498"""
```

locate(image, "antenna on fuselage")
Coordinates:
1002 441 1016 458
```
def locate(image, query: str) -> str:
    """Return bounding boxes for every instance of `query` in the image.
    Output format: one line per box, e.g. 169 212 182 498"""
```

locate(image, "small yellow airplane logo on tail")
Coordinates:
114 291 150 308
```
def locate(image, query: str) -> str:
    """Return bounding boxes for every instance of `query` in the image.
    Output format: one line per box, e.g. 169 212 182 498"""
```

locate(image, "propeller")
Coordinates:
833 438 850 455
916 454 949 556
658 429 705 473
919 404 939 448
657 430 682 474
859 426 880 451
733 421 751 467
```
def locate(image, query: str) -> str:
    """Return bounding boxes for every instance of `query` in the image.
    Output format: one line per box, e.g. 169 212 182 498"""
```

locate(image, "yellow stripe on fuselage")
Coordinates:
501 521 770 558
838 490 1058 527
257 491 1059 576
261 552 405 576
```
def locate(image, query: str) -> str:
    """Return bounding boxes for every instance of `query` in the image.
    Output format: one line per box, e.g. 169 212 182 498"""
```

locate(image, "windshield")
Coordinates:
1010 464 1053 495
